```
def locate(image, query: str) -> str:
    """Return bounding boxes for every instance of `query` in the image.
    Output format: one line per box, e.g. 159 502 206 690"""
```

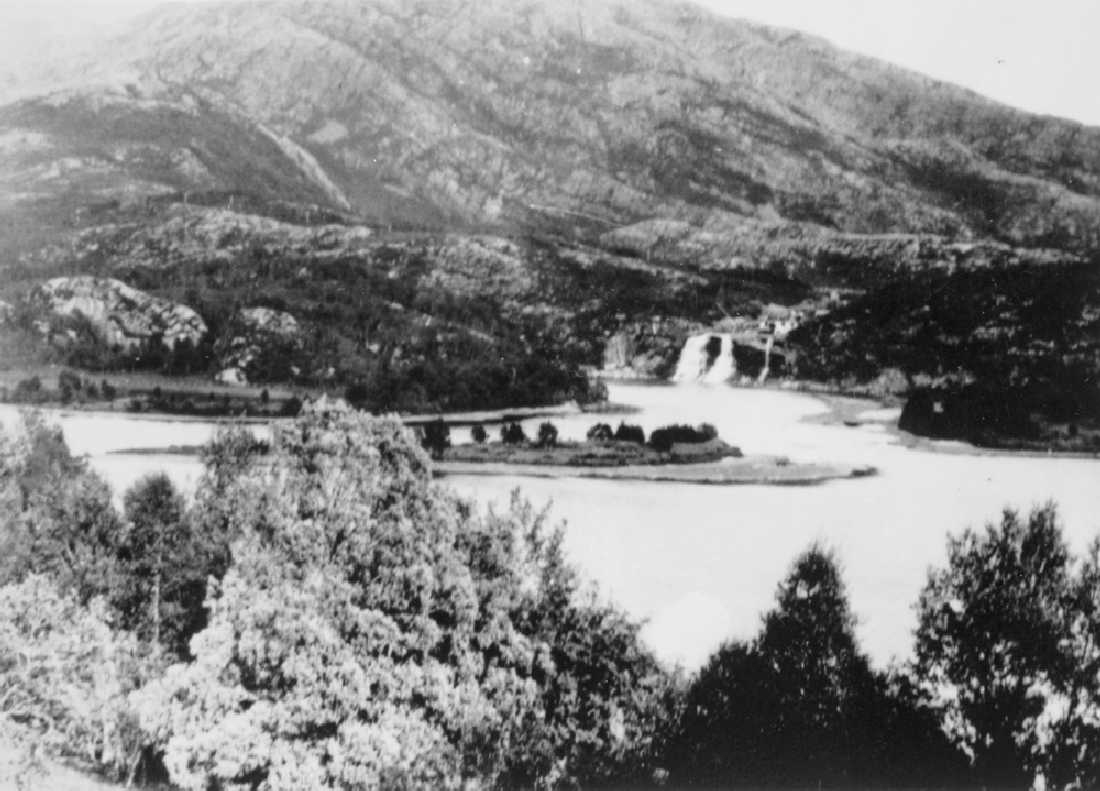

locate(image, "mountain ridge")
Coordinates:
4 0 1100 252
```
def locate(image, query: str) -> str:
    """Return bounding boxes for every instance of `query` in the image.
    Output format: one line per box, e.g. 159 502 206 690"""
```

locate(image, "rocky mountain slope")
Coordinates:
0 0 1097 427
3 0 1100 252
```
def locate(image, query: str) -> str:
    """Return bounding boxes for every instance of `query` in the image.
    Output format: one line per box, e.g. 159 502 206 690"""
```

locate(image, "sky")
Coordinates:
1 0 1098 126
697 0 1100 126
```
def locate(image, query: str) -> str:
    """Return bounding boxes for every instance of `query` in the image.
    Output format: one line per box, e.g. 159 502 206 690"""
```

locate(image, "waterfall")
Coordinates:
702 334 736 383
672 333 736 383
758 336 774 383
672 334 712 382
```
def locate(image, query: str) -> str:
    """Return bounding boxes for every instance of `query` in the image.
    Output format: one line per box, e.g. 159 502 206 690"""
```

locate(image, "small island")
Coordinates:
423 419 876 486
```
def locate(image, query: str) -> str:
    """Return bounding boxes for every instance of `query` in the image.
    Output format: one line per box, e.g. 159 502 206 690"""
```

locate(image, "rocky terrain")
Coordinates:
214 306 302 386
0 0 1096 432
5 0 1100 247
30 276 206 351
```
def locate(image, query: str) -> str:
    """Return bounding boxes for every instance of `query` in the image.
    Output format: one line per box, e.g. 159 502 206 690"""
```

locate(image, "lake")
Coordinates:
3 383 1098 671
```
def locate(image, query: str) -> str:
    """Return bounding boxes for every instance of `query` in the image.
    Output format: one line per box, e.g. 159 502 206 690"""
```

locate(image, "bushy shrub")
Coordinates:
587 422 613 442
58 369 81 392
280 395 303 416
11 377 42 403
0 414 124 604
0 416 228 662
500 421 527 445
613 422 645 444
344 381 369 407
470 424 488 444
420 417 451 459
649 423 718 453
0 575 150 784
536 421 559 448
586 377 609 404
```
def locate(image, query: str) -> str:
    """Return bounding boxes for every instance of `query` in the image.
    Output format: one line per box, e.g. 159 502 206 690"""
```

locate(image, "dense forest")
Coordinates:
1 409 1098 790
1 240 609 414
790 261 1100 449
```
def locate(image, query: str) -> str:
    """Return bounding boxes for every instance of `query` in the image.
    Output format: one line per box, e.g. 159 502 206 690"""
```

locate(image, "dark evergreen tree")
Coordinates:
671 545 969 788
536 421 558 448
500 422 527 445
118 474 213 657
420 418 451 460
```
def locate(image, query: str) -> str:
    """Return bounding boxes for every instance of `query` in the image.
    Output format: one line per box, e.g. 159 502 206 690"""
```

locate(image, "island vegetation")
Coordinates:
1 410 1097 790
432 420 740 467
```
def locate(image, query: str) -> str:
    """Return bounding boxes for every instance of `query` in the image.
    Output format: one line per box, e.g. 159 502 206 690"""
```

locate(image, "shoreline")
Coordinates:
13 376 1097 464
435 457 877 486
0 399 590 428
805 391 1100 461
105 443 876 488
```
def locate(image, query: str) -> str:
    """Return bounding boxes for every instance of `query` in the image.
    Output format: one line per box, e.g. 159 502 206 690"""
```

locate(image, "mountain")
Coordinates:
0 0 1097 430
5 0 1100 249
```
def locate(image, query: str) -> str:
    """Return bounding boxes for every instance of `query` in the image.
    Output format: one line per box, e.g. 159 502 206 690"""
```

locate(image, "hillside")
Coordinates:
5 0 1100 245
0 0 1097 426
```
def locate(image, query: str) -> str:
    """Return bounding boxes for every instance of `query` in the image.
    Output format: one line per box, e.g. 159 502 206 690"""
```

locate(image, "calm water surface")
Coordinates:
4 383 1097 670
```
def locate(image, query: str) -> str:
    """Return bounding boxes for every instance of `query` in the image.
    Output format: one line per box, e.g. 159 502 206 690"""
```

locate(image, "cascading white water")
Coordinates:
702 334 736 383
672 334 712 382
672 333 736 383
758 336 774 383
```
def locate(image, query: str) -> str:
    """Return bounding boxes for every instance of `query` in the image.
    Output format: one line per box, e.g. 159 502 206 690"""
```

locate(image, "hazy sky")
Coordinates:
700 0 1100 126
1 0 1098 126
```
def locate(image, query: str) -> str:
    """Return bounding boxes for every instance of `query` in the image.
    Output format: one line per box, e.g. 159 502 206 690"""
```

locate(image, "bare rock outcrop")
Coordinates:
67 205 373 271
31 276 206 350
600 318 703 379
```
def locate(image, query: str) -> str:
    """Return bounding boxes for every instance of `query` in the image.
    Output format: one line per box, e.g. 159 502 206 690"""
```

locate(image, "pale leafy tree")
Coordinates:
485 494 675 787
915 504 1079 787
134 403 666 790
0 410 668 788
0 575 148 786
0 412 123 604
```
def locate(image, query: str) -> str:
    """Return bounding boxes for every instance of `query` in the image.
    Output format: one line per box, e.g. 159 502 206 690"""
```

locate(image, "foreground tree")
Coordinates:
0 413 123 604
1053 540 1100 788
672 545 968 787
915 504 1078 787
137 404 670 790
0 575 148 784
117 474 222 659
